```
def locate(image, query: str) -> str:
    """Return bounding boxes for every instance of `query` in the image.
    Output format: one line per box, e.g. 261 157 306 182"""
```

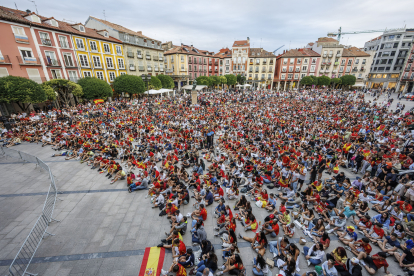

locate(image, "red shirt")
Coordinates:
373 226 384 238
397 201 413 212
200 208 207 221
357 240 372 255
279 205 286 214
272 223 280 235
178 240 186 255
371 254 389 269
176 263 187 276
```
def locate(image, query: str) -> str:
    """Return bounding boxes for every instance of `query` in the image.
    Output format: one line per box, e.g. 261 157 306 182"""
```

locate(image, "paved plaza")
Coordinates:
0 92 413 276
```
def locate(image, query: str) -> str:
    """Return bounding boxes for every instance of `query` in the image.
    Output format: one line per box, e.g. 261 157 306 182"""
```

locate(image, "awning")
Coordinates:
144 89 170 95
351 83 365 87
182 85 208 91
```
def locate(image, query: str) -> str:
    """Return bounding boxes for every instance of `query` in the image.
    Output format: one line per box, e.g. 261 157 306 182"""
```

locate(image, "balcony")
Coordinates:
406 67 411 71
155 67 159 72
214 69 218 72
203 61 207 65
323 54 327 57
160 67 164 72
328 54 333 58
166 68 173 73
336 53 341 57
209 62 212 65
159 57 163 61
41 39 52 46
332 70 337 73
147 67 152 71
214 62 218 66
263 61 267 64
139 66 145 71
189 59 193 64
249 62 253 65
204 69 207 72
129 65 136 71
137 54 143 59
360 68 365 71
17 56 42 66
0 55 12 65
319 69 324 73
268 77 272 80
180 68 186 72
269 62 274 65
146 55 151 60
127 52 134 58
327 62 331 66
44 58 61 67
409 58 413 63
60 41 69 48
321 62 326 66
194 60 197 64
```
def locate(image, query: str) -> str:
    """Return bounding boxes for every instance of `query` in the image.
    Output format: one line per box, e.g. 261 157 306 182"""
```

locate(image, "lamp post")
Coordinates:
141 74 151 113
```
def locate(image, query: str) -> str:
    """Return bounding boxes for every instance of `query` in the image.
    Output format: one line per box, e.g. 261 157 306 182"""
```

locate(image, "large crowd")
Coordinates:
2 88 414 276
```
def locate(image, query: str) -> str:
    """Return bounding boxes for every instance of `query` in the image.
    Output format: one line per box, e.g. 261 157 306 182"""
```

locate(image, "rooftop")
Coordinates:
342 46 370 57
249 48 276 58
233 40 250 47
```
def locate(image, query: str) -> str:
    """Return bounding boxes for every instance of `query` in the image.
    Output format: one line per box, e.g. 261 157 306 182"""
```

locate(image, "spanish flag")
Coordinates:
377 125 385 131
139 247 165 276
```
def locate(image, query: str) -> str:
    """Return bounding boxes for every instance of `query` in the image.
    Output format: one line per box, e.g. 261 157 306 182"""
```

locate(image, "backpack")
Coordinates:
240 187 247 193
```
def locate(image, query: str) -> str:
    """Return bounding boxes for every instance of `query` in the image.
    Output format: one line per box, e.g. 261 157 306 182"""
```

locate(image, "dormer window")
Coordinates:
71 24 85 32
25 14 41 23
104 32 108 37
45 19 59 27
97 30 109 37
79 26 85 32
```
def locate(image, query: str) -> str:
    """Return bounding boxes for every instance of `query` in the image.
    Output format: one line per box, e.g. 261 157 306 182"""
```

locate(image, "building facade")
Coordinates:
0 6 126 86
85 17 163 77
364 28 414 91
214 48 232 76
273 48 320 91
163 44 191 89
246 48 275 89
400 43 414 92
231 39 250 77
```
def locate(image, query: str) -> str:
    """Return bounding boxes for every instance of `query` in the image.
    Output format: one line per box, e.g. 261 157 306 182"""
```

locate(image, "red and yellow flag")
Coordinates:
139 247 165 276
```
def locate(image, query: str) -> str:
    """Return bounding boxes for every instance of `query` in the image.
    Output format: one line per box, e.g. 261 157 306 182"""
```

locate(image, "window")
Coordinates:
83 71 91 77
304 59 308 64
289 66 293 72
26 68 41 83
347 60 352 65
281 74 286 79
50 69 62 79
311 58 316 64
288 74 293 79
89 41 97 51
289 59 294 64
297 59 301 64
109 72 116 81
302 66 307 71
355 59 359 64
59 36 69 48
118 58 124 69
341 59 345 65
12 26 26 36
68 71 77 81
103 44 110 53
310 65 315 72
63 53 74 67
0 68 9 77
362 59 366 65
301 73 305 78
79 54 89 67
295 66 300 72
96 71 104 80
76 38 85 49
106 57 113 68
79 25 85 32
39 32 51 46
20 49 33 59
283 58 288 65
93 56 101 68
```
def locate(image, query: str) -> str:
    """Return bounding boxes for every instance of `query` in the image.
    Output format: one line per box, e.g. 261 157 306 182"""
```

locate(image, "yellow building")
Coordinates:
70 23 126 83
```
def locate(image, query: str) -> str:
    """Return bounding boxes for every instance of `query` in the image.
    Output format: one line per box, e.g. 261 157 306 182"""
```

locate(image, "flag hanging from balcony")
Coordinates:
138 247 165 276
93 99 104 104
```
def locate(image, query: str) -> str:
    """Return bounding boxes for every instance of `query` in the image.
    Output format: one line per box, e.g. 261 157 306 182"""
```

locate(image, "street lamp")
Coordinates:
141 74 152 113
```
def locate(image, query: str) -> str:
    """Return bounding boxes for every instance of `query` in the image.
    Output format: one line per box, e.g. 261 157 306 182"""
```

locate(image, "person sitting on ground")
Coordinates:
283 222 295 238
216 254 244 276
352 214 372 232
358 252 389 275
303 242 325 266
325 213 347 234
252 253 269 276
378 233 401 255
346 237 372 261
238 230 267 256
338 226 358 244
361 222 384 245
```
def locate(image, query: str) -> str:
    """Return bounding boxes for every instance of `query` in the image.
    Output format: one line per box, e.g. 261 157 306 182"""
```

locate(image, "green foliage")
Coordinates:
0 76 46 110
224 74 237 86
310 75 318 85
300 76 315 86
43 79 83 106
77 77 113 100
196 76 211 86
209 76 220 87
149 76 162 90
331 78 342 85
157 74 174 89
236 74 241 84
113 74 145 96
219 76 227 84
41 82 56 101
340 75 357 86
317 75 331 86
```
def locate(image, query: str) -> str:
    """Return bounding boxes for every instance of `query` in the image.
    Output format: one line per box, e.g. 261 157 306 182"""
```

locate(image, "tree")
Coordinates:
317 76 331 86
41 82 56 101
113 74 144 97
224 74 237 88
300 76 315 86
236 74 241 84
196 76 211 86
331 78 342 89
209 76 220 88
42 79 83 106
310 75 318 86
0 76 46 111
340 75 356 90
219 75 227 89
240 75 246 85
157 74 174 89
77 77 113 100
149 76 162 90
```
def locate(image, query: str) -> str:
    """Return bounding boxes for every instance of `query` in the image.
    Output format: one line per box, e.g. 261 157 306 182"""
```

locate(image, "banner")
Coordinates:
139 247 165 276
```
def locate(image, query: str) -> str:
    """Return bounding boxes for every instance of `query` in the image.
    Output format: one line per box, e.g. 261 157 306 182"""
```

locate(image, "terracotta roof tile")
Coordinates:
164 45 210 56
342 46 370 57
233 40 250 47
88 16 159 42
0 6 122 43
279 48 320 58
213 48 232 58
317 37 339 43
249 48 276 58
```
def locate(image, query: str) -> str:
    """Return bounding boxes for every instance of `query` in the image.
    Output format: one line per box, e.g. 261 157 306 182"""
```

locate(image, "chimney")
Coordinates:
137 31 142 35
26 9 31 13
247 37 250 42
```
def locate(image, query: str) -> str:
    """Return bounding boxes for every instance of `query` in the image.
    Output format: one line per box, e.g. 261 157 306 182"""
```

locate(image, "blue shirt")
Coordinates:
268 197 277 207
343 206 356 218
406 239 414 250
346 229 358 241
205 192 214 205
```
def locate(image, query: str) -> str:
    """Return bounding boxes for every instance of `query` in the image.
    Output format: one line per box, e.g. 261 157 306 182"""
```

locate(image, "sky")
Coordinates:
5 0 414 54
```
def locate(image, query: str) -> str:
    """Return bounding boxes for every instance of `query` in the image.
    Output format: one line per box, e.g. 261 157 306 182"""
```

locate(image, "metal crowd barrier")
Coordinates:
0 147 61 276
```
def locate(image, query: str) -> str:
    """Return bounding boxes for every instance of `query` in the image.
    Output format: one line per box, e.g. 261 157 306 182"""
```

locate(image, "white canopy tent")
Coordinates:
181 85 208 91
236 84 252 88
144 89 175 97
351 83 365 87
